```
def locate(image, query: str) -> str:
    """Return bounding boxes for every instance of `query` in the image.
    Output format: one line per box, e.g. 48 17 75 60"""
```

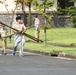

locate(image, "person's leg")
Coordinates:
36 30 39 42
34 30 38 42
13 35 20 55
35 30 37 38
37 29 40 42
1 38 7 55
19 36 25 57
13 46 17 56
37 31 39 39
3 38 7 55
2 38 4 54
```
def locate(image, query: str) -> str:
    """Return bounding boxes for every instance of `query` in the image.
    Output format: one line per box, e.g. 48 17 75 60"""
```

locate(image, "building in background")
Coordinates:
0 0 76 27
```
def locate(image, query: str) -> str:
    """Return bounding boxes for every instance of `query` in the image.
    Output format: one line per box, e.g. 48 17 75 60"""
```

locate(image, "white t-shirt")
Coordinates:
34 18 40 30
12 22 26 32
34 18 40 27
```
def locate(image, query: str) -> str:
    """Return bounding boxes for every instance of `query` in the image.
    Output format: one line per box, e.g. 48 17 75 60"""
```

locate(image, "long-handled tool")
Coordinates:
0 22 43 42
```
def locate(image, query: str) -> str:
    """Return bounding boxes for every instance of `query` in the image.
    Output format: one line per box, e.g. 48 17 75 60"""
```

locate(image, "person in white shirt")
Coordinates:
12 16 27 57
0 26 7 55
34 15 40 42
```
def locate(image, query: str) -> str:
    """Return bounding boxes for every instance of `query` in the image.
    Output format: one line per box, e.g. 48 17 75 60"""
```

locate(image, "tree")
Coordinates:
70 0 76 2
25 0 32 27
64 0 76 27
0 0 18 42
32 0 54 45
14 0 26 25
0 0 9 13
14 0 32 26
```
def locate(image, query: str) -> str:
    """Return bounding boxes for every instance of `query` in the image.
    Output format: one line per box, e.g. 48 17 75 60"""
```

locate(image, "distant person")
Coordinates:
0 25 7 55
0 25 1 38
34 15 40 42
12 16 27 57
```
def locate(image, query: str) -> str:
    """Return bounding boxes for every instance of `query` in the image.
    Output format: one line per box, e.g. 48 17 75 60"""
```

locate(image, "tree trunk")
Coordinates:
44 29 46 45
21 2 27 26
44 0 47 45
28 3 31 27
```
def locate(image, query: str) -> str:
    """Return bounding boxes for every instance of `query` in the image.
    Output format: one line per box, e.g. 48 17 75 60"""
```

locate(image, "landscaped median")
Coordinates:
0 27 76 59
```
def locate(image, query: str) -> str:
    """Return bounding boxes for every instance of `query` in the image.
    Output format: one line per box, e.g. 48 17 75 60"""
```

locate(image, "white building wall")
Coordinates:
36 0 57 11
0 0 57 12
50 0 57 11
0 0 15 11
0 0 75 12
74 2 76 6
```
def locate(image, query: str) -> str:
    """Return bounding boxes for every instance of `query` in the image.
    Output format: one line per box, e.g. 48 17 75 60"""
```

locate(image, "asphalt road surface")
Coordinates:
0 49 76 75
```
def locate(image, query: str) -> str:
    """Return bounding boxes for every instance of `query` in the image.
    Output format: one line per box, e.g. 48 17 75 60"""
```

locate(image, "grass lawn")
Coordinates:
0 27 76 54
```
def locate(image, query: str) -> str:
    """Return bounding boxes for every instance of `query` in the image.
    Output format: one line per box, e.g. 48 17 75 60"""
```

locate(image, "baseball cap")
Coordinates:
16 16 21 21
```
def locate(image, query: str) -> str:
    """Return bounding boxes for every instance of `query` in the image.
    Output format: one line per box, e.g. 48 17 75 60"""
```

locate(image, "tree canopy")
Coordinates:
14 0 32 5
32 0 54 22
65 0 76 27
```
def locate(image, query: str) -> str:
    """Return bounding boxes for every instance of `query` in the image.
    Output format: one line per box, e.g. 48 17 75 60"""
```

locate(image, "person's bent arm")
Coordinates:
22 28 27 34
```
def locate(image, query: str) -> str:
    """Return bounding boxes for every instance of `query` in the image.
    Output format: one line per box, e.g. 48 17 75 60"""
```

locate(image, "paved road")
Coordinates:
0 49 76 75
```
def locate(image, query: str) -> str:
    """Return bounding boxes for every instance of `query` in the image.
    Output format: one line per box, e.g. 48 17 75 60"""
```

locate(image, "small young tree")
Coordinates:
32 0 54 45
14 0 26 25
25 0 32 27
14 0 32 27
0 0 18 42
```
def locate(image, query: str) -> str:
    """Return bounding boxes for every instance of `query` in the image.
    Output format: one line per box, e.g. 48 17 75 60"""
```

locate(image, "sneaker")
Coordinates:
13 53 15 56
19 54 23 57
4 53 7 55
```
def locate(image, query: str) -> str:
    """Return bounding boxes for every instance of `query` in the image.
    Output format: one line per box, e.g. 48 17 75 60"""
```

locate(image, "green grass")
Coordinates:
46 28 76 44
1 27 76 54
26 27 76 44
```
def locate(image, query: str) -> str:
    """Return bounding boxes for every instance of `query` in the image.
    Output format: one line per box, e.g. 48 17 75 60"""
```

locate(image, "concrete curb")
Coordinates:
21 48 76 59
25 49 76 59
61 54 76 59
1 46 76 59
